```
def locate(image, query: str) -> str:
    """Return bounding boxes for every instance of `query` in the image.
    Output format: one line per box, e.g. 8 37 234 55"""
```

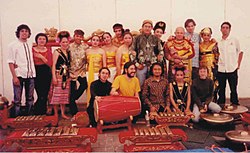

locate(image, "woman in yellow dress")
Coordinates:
86 34 107 103
199 27 219 80
102 32 118 82
116 30 136 76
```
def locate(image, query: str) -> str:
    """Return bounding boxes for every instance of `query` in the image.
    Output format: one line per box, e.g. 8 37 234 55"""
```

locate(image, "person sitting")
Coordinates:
87 67 112 127
169 66 192 115
192 66 221 123
142 62 171 123
110 61 140 97
142 63 171 113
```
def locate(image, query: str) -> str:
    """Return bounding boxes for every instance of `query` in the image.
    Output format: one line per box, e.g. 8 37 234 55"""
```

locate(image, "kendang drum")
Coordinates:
94 96 141 122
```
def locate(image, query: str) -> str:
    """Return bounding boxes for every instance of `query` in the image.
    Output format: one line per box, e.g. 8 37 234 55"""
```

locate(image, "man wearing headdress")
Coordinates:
69 29 89 116
112 23 124 47
164 27 195 83
132 19 164 87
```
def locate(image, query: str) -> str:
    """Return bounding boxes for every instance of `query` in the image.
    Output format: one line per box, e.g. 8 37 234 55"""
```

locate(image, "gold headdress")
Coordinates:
200 27 212 35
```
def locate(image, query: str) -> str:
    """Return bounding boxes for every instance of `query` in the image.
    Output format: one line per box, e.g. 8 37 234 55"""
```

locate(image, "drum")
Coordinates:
225 130 250 143
94 96 141 122
201 113 234 124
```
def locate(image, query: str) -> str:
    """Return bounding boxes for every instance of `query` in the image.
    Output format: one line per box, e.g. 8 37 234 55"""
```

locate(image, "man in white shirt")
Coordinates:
7 24 36 117
217 22 243 105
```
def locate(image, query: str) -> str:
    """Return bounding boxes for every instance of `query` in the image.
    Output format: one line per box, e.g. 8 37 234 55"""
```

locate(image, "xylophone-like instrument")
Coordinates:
1 115 58 129
4 126 98 152
151 112 193 127
119 125 187 152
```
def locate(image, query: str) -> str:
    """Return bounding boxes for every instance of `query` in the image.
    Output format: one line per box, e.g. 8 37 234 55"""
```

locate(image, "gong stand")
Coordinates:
97 115 133 133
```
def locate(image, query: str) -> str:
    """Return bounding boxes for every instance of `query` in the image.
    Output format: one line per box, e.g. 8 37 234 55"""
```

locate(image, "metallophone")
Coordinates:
119 125 187 152
0 103 58 129
150 111 193 127
4 126 98 152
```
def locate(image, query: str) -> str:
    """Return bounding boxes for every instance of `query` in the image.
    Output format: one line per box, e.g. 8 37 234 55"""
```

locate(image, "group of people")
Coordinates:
7 18 243 126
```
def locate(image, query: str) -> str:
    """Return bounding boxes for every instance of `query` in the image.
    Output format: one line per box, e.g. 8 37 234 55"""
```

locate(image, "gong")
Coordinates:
201 113 234 124
221 105 248 114
225 130 250 143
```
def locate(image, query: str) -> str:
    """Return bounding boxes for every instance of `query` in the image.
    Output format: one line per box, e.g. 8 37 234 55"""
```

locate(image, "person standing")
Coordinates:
132 20 164 87
50 31 71 119
7 24 36 117
165 27 195 83
217 22 243 105
184 19 201 80
102 32 118 82
112 23 124 47
33 33 52 115
69 29 88 116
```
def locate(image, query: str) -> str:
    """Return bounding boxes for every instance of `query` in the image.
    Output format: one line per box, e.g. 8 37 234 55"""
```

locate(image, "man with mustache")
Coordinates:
110 61 140 97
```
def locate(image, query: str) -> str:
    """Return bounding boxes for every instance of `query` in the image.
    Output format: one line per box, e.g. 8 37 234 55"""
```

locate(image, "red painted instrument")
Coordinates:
119 125 187 152
151 112 192 127
94 96 141 122
4 126 97 152
0 104 58 129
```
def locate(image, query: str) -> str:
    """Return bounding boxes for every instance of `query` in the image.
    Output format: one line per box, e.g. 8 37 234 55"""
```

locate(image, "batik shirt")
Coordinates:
69 42 88 80
132 33 163 66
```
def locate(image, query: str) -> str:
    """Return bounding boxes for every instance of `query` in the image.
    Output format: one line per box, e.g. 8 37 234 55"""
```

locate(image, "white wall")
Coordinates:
0 0 249 101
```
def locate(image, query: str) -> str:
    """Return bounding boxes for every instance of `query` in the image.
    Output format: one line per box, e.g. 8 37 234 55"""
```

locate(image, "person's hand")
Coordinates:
52 77 57 85
110 91 119 96
164 106 171 112
131 50 137 56
174 59 182 64
14 63 18 69
150 106 157 112
13 77 20 86
168 35 175 41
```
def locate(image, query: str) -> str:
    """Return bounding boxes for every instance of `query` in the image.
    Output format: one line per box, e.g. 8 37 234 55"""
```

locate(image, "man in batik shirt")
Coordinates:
132 19 164 87
69 29 88 116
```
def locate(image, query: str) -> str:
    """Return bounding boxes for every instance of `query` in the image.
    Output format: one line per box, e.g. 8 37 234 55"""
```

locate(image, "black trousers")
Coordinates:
217 69 239 105
34 65 52 115
70 76 88 115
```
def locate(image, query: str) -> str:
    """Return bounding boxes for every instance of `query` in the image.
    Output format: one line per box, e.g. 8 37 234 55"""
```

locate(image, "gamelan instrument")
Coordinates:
119 125 187 152
4 126 97 152
201 113 234 124
221 105 248 114
94 96 141 133
150 111 192 127
225 130 250 144
1 115 58 129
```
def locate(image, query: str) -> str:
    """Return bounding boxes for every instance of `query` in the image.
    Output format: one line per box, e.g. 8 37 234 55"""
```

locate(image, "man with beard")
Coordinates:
110 61 140 97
